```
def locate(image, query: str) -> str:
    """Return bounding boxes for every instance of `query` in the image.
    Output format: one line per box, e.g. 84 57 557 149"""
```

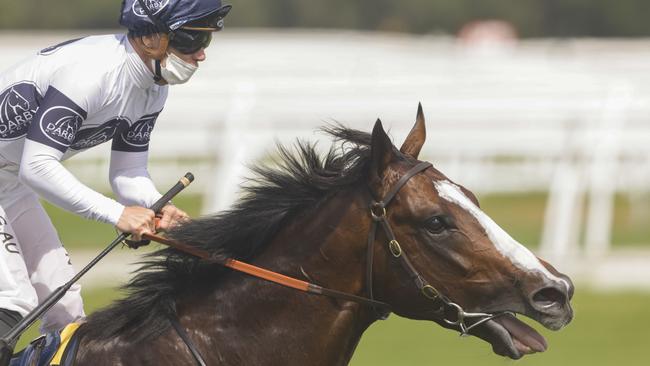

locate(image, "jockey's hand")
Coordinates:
156 204 189 232
116 206 156 242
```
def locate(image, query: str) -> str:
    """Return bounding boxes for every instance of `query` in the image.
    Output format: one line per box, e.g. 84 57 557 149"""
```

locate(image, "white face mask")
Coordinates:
158 52 198 85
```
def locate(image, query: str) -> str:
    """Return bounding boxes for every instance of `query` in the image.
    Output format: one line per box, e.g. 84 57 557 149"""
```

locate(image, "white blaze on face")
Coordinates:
433 180 569 290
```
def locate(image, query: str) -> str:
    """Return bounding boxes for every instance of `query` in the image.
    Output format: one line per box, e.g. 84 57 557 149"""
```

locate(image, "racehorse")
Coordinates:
70 105 573 365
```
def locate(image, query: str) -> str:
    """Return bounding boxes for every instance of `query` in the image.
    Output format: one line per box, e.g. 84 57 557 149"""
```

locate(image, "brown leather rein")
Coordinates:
141 233 391 312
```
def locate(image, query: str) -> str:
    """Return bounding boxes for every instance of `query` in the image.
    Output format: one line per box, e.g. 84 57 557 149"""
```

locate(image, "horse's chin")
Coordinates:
470 314 547 360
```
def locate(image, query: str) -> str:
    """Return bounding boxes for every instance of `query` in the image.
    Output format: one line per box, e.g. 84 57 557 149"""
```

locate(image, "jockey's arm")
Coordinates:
18 140 159 240
109 149 189 231
19 140 124 225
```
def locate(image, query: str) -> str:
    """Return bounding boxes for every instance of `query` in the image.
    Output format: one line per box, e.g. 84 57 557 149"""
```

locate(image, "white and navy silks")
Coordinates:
0 34 167 332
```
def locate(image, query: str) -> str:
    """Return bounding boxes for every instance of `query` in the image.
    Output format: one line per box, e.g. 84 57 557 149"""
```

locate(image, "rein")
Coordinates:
142 233 391 311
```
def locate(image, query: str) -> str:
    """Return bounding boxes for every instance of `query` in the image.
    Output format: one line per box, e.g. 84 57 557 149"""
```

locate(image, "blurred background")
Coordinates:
2 0 650 365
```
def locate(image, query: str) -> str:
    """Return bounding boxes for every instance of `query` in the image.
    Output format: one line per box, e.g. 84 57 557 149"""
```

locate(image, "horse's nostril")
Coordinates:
532 287 566 308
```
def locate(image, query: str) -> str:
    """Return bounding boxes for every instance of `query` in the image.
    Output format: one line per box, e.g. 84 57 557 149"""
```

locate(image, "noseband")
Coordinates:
366 161 510 335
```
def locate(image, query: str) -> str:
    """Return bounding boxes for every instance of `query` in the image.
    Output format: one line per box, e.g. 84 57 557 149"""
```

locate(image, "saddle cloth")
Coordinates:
10 322 82 366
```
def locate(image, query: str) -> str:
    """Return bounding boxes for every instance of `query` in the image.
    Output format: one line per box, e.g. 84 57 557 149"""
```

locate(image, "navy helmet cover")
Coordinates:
120 0 231 35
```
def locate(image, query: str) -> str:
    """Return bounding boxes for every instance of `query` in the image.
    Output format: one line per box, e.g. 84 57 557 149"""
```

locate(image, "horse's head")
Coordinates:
367 105 573 359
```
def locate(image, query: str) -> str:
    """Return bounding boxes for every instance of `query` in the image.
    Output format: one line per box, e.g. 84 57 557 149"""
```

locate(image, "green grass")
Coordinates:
15 287 650 366
609 193 650 245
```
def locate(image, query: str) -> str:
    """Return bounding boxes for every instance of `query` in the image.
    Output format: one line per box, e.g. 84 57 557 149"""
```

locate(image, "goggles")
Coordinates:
167 5 230 54
169 29 212 54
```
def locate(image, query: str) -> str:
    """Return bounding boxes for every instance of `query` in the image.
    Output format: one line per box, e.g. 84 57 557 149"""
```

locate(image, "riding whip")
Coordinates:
0 172 194 364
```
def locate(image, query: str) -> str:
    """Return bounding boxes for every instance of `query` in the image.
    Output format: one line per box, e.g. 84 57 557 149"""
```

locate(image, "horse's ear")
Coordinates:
399 102 426 159
370 118 395 180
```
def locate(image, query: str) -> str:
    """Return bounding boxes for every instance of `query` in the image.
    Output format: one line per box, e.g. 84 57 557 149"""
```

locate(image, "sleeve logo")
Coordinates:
70 118 129 150
39 106 84 146
0 83 41 140
121 115 156 147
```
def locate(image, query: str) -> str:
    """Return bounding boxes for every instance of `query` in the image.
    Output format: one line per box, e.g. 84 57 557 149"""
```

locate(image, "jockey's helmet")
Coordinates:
120 0 231 37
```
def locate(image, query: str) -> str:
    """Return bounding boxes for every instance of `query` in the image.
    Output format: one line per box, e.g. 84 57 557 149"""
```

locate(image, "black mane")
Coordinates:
80 126 374 342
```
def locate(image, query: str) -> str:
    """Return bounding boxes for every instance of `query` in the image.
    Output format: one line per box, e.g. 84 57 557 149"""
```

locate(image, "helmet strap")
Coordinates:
154 59 163 82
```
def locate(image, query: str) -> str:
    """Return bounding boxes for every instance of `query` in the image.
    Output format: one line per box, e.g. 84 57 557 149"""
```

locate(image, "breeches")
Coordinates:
0 169 84 333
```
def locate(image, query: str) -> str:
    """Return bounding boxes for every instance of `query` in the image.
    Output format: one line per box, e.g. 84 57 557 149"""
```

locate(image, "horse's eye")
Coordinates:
425 216 447 234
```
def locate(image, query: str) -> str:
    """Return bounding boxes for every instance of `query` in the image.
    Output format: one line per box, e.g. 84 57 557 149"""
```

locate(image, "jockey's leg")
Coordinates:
0 202 37 332
5 191 85 333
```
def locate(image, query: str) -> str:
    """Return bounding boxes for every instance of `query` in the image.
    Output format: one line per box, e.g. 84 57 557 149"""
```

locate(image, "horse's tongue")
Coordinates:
495 315 548 354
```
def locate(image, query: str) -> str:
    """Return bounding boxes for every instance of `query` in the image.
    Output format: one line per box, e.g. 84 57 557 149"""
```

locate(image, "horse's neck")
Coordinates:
177 188 376 365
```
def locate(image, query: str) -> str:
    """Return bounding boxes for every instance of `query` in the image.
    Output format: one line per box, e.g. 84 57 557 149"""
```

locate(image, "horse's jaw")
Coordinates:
470 303 576 360
471 314 547 359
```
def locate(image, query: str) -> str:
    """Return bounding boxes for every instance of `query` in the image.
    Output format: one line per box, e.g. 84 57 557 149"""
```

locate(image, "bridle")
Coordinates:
143 160 511 364
365 161 511 334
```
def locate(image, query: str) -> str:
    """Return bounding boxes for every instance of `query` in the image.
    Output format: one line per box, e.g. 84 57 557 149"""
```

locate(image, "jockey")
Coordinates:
0 0 231 337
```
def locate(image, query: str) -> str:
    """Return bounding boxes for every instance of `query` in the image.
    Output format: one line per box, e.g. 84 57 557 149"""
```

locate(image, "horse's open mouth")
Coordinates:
473 313 547 360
